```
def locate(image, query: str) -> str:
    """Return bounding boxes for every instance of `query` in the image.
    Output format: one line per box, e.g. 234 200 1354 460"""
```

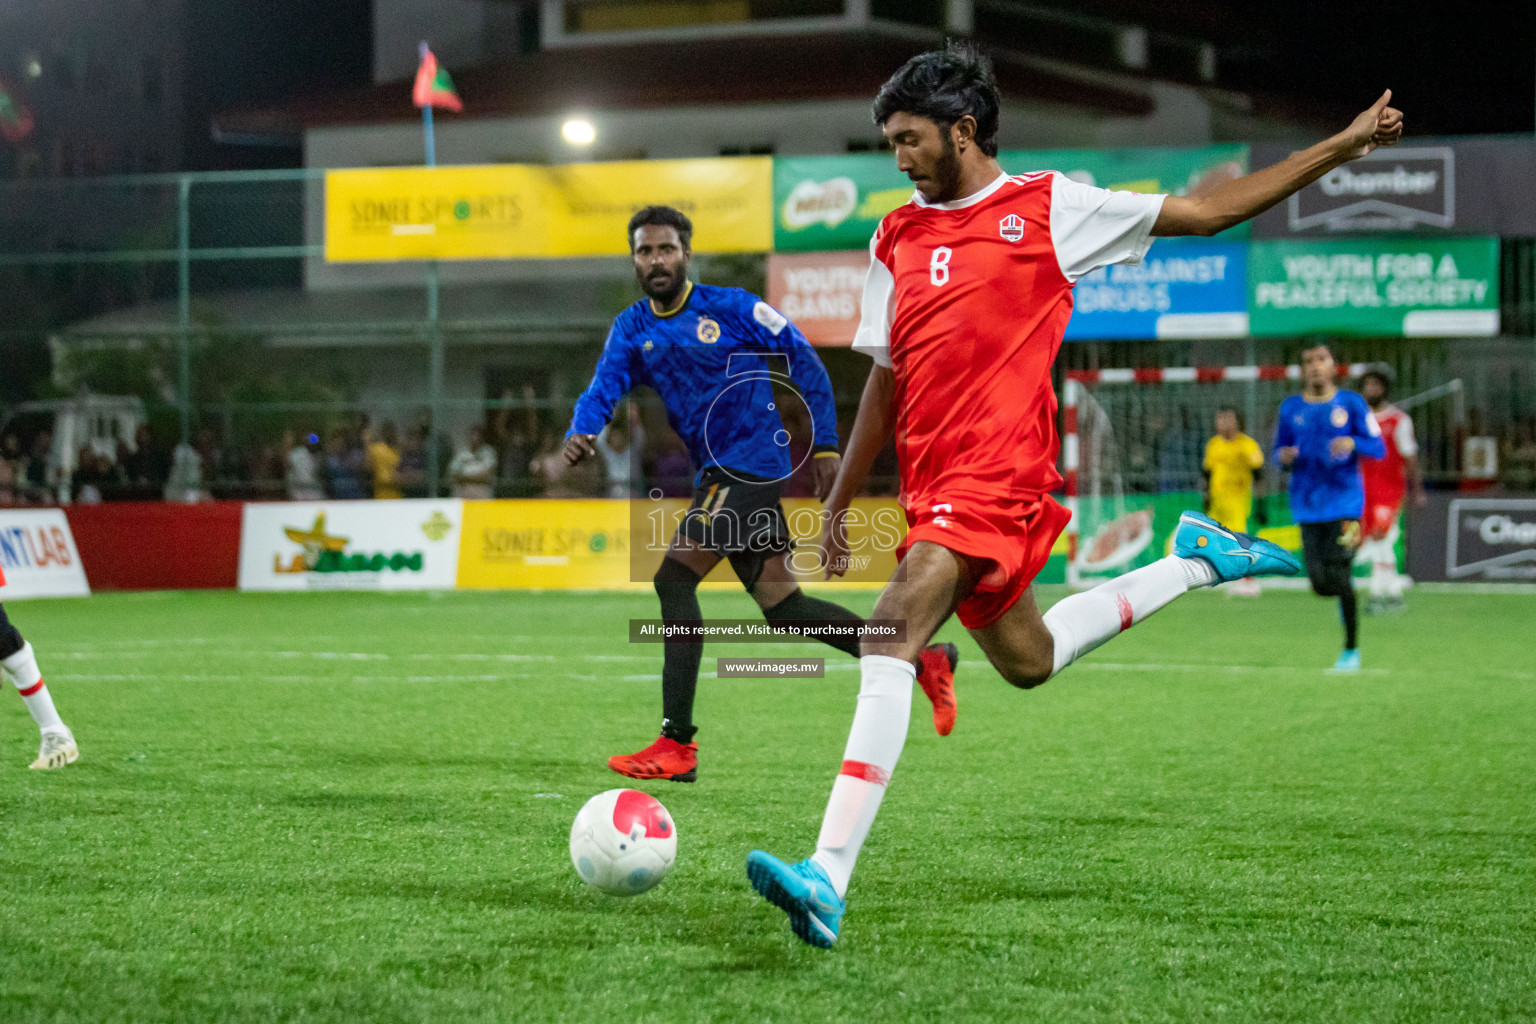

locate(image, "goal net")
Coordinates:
1062 363 1362 589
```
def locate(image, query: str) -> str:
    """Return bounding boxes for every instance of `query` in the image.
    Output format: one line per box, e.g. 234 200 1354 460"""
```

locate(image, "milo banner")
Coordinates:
772 145 1249 252
326 158 772 261
238 500 463 591
1248 237 1499 337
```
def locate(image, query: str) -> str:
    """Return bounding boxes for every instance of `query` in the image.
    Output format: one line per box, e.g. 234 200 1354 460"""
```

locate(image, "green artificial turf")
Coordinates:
0 587 1532 1023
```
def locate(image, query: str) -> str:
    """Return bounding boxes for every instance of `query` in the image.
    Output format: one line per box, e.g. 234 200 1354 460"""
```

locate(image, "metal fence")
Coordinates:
1 168 1534 506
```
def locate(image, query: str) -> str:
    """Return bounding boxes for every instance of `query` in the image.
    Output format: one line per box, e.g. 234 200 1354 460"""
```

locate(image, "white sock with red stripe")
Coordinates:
810 655 914 898
1044 556 1214 677
2 642 65 735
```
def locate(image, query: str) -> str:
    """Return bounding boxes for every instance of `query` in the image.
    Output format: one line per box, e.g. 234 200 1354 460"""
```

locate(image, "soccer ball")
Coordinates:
569 788 677 896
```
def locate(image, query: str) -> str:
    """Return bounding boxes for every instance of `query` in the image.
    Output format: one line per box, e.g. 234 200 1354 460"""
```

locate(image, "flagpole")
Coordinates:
420 40 445 498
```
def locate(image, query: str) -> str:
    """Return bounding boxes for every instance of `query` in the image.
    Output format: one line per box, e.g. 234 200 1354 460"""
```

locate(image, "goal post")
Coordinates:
1061 362 1373 589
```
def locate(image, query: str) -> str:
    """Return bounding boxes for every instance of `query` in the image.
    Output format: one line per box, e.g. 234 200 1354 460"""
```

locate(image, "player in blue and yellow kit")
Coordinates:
564 206 957 782
1275 343 1385 672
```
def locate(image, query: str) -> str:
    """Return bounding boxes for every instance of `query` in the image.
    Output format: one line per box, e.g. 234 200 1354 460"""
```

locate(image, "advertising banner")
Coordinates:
238 500 463 591
1248 237 1499 337
456 498 905 589
326 158 772 262
1064 240 1248 340
1409 495 1536 583
0 509 91 600
1251 137 1536 238
766 250 869 346
772 145 1249 252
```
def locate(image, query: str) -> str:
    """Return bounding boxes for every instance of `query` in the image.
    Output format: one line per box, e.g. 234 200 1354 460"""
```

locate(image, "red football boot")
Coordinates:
916 642 959 736
607 735 698 783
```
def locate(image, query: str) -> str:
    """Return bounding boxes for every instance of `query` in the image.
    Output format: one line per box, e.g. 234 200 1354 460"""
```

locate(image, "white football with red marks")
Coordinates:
569 788 677 896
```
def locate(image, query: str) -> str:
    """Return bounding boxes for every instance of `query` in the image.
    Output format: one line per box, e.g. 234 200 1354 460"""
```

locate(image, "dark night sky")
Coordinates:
1222 0 1536 136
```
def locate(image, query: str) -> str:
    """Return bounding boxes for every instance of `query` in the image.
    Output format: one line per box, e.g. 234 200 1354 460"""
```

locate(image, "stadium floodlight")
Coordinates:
562 118 596 146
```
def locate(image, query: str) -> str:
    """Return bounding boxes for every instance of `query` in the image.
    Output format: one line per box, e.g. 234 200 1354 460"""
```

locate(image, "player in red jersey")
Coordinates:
746 42 1404 947
1357 364 1426 611
0 567 77 769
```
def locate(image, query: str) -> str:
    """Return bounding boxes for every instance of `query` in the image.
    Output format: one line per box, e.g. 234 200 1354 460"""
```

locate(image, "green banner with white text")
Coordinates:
1248 237 1500 337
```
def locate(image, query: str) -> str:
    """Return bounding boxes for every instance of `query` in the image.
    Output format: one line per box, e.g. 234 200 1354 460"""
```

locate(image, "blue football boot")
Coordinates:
1174 511 1301 583
746 851 845 949
1331 648 1362 673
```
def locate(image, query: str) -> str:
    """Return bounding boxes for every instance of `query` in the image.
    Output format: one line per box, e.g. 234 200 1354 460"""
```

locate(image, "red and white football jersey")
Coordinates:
1361 403 1418 508
852 172 1165 511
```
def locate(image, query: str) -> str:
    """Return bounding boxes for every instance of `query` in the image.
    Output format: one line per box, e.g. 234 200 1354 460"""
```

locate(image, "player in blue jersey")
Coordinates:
1275 343 1386 672
563 206 958 782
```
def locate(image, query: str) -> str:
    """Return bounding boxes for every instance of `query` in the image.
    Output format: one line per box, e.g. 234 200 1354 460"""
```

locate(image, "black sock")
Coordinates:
761 589 865 658
654 559 703 744
1340 588 1358 650
0 603 21 661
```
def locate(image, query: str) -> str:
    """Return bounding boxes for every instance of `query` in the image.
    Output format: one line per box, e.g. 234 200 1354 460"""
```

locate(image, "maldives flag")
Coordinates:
0 81 34 142
412 47 463 113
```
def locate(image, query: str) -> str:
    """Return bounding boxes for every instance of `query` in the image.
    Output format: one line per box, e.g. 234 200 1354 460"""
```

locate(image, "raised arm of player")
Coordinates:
1152 91 1404 238
820 364 897 578
565 327 634 464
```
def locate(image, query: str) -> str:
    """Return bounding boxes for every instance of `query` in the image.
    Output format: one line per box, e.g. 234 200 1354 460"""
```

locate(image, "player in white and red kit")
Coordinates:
746 42 1405 948
0 570 78 769
1358 364 1426 610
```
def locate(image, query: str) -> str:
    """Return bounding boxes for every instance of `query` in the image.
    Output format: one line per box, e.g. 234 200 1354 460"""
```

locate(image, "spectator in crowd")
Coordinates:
0 440 17 506
72 446 118 505
492 384 542 498
163 440 206 503
397 424 428 498
0 434 22 505
366 422 403 500
324 428 367 500
448 425 497 499
1157 407 1204 493
1501 415 1536 491
595 401 646 499
193 427 227 489
120 424 170 501
22 431 57 504
284 430 324 501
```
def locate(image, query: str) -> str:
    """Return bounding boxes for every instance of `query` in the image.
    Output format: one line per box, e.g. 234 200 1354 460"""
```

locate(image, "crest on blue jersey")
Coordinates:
697 317 721 344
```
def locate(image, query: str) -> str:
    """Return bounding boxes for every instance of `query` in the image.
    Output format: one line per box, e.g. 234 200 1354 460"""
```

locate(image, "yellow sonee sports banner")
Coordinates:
456 498 903 591
325 158 772 262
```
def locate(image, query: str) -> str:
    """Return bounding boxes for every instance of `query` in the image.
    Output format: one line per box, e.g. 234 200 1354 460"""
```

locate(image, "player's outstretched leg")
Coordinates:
0 604 77 770
748 542 964 948
1020 512 1300 683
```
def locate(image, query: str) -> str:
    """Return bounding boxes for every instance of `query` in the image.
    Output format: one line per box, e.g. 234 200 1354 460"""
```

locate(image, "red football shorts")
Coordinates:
898 493 1071 629
1363 500 1402 541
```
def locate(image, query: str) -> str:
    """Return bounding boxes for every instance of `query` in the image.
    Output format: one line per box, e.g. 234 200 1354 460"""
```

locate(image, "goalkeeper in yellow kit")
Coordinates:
1203 406 1266 596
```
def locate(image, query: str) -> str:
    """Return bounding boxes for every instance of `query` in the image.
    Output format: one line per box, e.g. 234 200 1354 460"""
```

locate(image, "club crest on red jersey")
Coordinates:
999 214 1025 243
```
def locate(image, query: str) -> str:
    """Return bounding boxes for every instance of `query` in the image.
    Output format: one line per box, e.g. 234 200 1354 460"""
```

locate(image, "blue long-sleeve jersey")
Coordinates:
1274 389 1385 523
568 282 840 484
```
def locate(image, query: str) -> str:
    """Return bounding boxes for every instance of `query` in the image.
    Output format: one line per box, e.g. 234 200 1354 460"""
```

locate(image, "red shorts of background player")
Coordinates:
897 493 1072 629
1363 500 1402 541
